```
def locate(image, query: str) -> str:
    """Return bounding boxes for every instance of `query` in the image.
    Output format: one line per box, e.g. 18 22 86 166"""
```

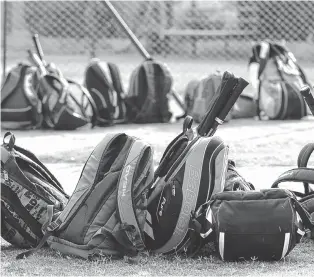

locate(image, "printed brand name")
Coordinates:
158 197 167 217
121 165 131 197
176 165 200 232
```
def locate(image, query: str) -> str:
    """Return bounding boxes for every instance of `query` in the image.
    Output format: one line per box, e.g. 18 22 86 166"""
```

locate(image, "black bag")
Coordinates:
84 59 127 126
126 60 172 123
202 189 314 261
144 136 229 256
1 132 69 249
1 63 43 130
17 133 154 260
249 41 309 120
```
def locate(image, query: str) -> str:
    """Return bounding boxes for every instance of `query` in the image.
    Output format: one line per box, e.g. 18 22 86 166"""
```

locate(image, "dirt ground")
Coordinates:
3 106 314 195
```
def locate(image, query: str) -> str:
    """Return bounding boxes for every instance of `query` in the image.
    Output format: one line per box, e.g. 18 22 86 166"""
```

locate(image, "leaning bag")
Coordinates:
126 60 173 123
17 133 154 260
144 136 229 256
1 63 43 130
1 132 69 249
202 189 314 261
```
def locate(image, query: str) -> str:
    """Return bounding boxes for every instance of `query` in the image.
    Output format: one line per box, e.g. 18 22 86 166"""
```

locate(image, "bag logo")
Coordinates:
158 197 167 217
121 165 131 197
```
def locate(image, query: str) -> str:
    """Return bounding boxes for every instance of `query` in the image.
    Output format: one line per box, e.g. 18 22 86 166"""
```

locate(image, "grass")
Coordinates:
1 239 314 277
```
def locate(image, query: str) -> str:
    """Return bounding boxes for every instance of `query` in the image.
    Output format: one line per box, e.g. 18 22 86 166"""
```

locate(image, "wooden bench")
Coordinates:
159 28 255 56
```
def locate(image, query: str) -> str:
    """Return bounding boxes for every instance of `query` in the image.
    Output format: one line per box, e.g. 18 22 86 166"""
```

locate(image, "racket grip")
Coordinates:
300 86 314 116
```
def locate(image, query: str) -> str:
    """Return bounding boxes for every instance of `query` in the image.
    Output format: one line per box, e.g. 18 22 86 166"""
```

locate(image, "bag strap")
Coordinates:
271 168 314 197
298 143 314 168
1 64 29 103
116 139 152 251
291 198 314 235
67 79 99 127
2 132 67 197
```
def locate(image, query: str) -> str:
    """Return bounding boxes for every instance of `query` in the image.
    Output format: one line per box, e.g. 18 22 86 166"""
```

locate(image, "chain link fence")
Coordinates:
2 0 314 92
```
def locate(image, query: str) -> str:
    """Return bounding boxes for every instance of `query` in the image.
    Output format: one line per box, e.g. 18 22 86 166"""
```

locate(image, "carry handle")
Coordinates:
300 85 314 116
3 132 16 151
271 168 314 197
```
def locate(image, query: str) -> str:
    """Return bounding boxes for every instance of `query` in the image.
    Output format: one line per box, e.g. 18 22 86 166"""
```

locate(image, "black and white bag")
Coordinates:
1 132 69 249
202 189 314 261
249 41 310 120
84 59 127 126
144 136 229 256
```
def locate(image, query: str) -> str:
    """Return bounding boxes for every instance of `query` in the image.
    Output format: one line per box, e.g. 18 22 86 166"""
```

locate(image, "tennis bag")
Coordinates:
1 132 69 249
249 41 309 120
184 72 232 123
202 188 314 261
144 136 229 256
184 73 256 122
1 63 43 130
84 59 127 126
17 133 154 260
126 59 173 123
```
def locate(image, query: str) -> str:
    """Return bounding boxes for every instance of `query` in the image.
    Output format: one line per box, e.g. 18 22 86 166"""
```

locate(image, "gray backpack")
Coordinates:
17 133 154 260
126 60 173 123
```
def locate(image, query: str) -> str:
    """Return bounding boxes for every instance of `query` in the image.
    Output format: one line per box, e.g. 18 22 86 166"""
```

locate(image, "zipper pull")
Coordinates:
3 170 9 181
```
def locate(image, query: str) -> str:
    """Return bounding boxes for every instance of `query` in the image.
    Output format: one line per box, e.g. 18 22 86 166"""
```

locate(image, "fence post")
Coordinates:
2 0 8 83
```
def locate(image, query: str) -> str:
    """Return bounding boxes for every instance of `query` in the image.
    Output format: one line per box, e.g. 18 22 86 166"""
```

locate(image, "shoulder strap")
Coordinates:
1 64 28 104
116 139 152 251
271 168 314 197
297 143 314 195
2 132 67 196
67 79 99 127
291 198 314 235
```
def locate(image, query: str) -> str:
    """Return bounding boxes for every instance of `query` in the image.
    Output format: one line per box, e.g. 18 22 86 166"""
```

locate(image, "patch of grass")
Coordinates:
1 239 314 276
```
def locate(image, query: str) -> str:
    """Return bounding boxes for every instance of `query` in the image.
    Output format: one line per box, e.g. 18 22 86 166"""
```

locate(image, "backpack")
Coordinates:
249 41 310 120
17 133 154 260
126 60 173 123
1 63 43 130
184 72 256 122
144 136 229 256
1 132 69 249
35 65 97 130
84 59 127 126
184 72 231 123
271 142 314 238
201 188 314 261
